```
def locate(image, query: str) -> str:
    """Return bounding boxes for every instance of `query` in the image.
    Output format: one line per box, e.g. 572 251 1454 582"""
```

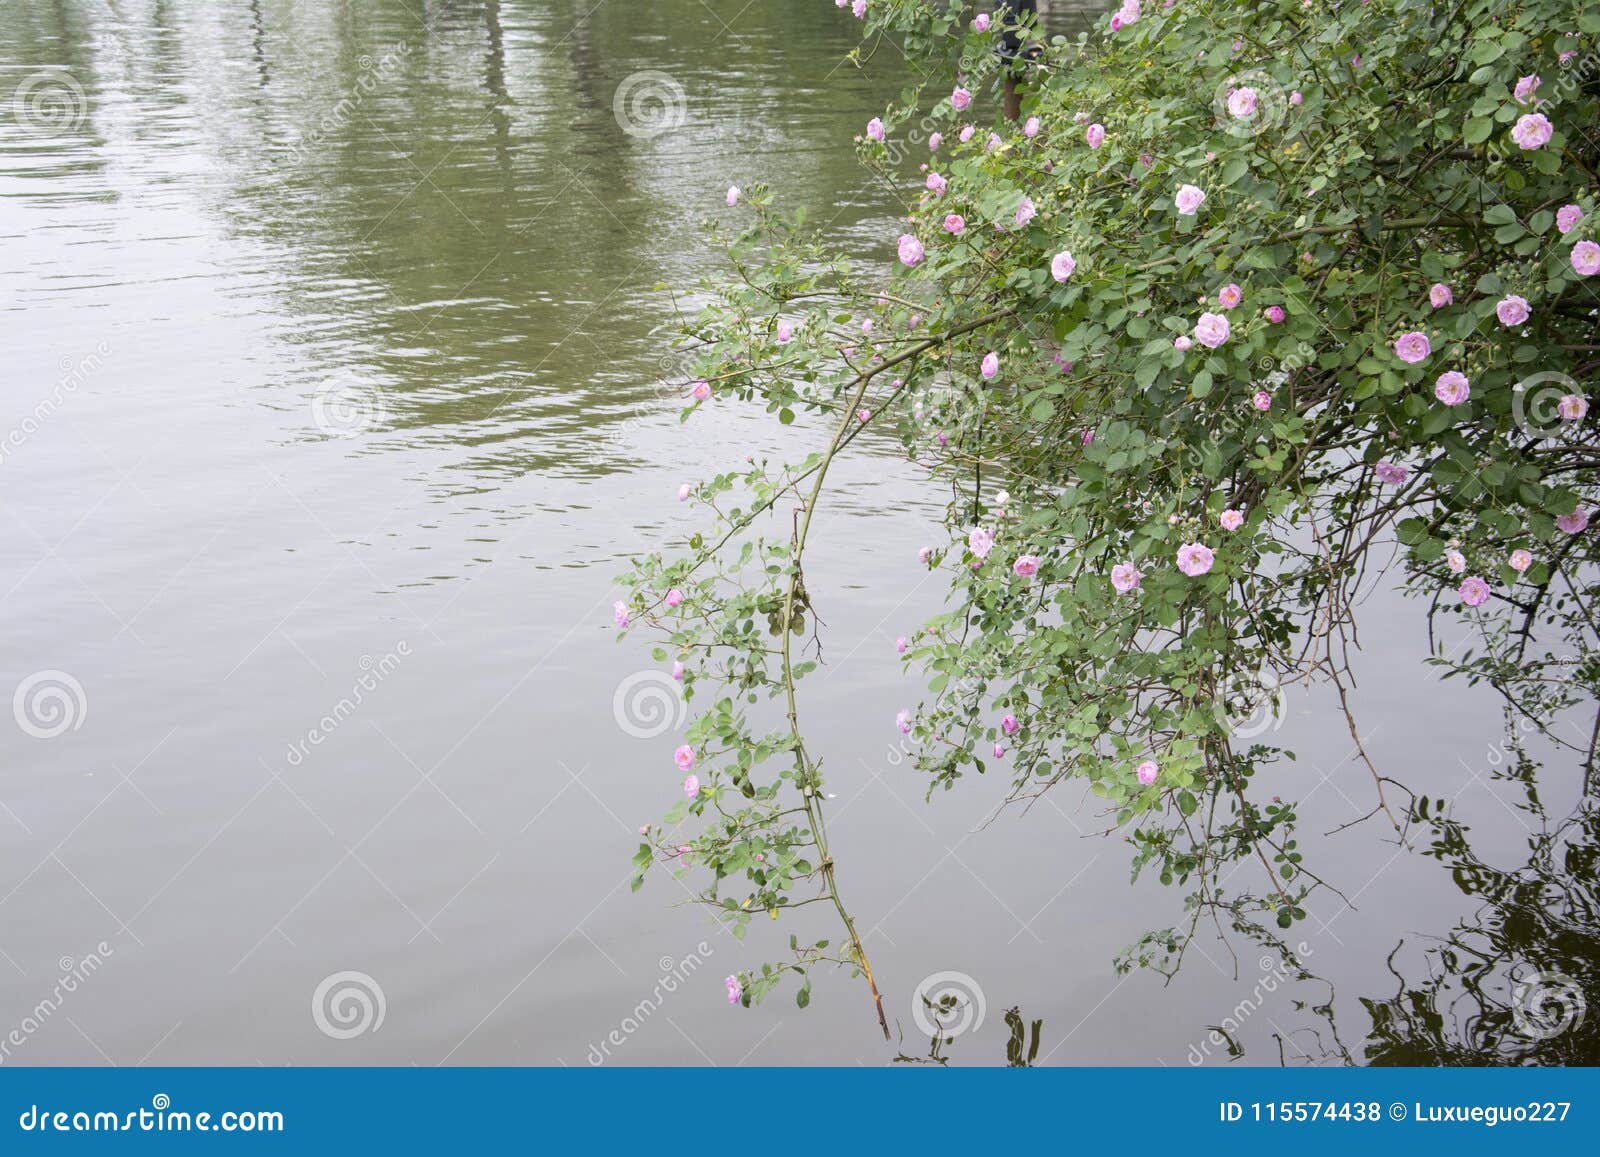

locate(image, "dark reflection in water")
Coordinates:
1361 751 1598 1065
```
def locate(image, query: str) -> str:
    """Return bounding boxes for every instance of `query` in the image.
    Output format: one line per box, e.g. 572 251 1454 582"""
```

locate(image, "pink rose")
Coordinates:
897 234 925 266
1495 294 1530 326
1571 240 1600 277
1194 312 1231 348
1110 562 1142 593
951 86 972 111
1217 283 1242 310
981 351 1000 379
1375 460 1409 486
1429 283 1452 309
866 117 885 142
943 213 965 234
1556 204 1584 235
1136 760 1159 786
1511 112 1553 150
1458 576 1490 608
1556 508 1590 535
1557 394 1588 422
1513 74 1541 105
1051 251 1077 281
1174 335 1192 352
1393 331 1431 364
1219 509 1244 531
1012 555 1039 577
674 745 695 771
1174 184 1205 215
665 587 684 608
1253 391 1272 412
1434 371 1470 406
1264 305 1285 323
1508 548 1533 574
1176 542 1214 576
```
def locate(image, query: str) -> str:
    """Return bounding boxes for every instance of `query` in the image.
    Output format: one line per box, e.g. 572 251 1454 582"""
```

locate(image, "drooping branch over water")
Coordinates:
619 0 1600 1028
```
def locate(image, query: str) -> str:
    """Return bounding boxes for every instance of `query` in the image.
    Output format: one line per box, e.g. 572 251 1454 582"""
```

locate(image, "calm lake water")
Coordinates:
2 0 1593 1066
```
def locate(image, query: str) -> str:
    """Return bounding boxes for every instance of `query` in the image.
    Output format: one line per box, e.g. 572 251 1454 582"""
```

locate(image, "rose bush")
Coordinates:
619 0 1599 1032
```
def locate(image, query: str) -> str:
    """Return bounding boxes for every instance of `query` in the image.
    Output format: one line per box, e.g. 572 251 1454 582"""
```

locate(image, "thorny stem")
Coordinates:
779 309 1014 1040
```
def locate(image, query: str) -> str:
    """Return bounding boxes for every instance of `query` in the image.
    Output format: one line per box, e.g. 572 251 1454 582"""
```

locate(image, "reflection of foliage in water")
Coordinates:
1361 747 1598 1065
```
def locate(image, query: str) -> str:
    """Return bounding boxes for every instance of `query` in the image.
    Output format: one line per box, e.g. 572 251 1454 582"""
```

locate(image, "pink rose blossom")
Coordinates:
1219 509 1244 531
677 483 691 502
968 526 996 559
1289 90 1303 106
992 743 1005 759
951 86 972 111
1513 74 1542 105
1375 460 1409 486
674 745 695 771
986 132 1002 153
1081 428 1096 446
852 0 866 17
1174 335 1192 352
691 379 711 402
725 975 742 1005
1429 283 1452 309
1253 390 1272 412
1496 294 1530 326
918 545 935 565
776 321 793 344
959 124 975 143
926 171 947 194
1176 542 1214 577
1014 197 1036 227
895 636 907 655
1194 312 1231 348
866 117 885 142
1136 760 1159 786
1446 549 1466 574
1175 184 1206 215
981 351 1000 379
897 234 925 266
1226 87 1259 119
1571 240 1600 276
1013 554 1039 577
665 587 684 608
1111 562 1143 593
672 660 685 681
928 131 943 152
1001 714 1020 735
1556 204 1583 235
1511 113 1553 150
1558 394 1588 422
973 11 990 31
1024 116 1040 137
1459 576 1491 607
1556 508 1590 535
896 709 913 734
1264 305 1285 323
1051 251 1077 281
613 601 631 628
1217 284 1242 310
1393 331 1431 363
1085 123 1105 148
1509 549 1533 574
683 774 699 798
943 213 965 234
1434 371 1470 406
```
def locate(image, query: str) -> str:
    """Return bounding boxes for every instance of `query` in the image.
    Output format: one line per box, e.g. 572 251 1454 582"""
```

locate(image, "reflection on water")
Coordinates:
1 0 1595 1067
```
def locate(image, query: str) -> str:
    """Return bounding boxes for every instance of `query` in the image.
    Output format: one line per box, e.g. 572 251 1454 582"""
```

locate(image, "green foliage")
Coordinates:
621 0 1599 1022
